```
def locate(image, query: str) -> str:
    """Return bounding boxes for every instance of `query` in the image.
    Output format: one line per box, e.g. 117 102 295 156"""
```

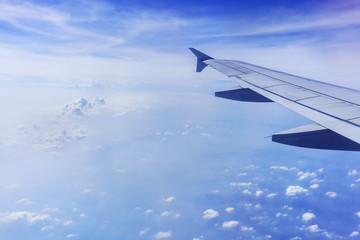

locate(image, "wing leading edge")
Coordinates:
190 48 360 151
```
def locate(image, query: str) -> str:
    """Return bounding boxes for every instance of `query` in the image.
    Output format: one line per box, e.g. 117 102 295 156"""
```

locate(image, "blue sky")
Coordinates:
1 0 360 239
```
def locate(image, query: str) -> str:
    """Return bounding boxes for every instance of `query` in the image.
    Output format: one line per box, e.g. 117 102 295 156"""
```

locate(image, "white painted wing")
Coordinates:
204 58 360 144
189 48 360 150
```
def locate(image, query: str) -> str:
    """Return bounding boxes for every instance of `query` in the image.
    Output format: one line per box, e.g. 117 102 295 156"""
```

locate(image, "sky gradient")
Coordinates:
1 0 360 239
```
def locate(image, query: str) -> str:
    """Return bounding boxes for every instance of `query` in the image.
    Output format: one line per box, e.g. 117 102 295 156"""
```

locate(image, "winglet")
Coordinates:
189 48 213 72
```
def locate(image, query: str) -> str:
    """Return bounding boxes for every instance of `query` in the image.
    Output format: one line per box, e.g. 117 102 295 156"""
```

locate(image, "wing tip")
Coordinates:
189 48 213 72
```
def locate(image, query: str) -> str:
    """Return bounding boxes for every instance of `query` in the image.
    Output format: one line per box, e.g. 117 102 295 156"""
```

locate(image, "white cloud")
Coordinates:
242 189 251 195
302 212 316 221
270 166 297 171
42 208 59 213
161 211 170 217
325 192 337 198
62 97 105 116
256 190 263 197
154 231 172 239
16 198 32 205
237 172 247 176
267 193 277 198
82 189 92 194
0 211 53 225
41 225 54 231
192 236 204 240
67 234 78 238
355 212 360 217
310 184 319 189
317 168 324 173
307 224 320 233
350 231 359 237
63 220 74 226
348 170 358 176
225 207 234 213
276 212 288 217
144 209 153 215
311 179 324 183
230 182 252 187
164 196 175 203
286 186 308 196
202 209 219 219
297 171 317 180
284 205 293 210
140 227 150 236
241 226 254 231
222 220 239 228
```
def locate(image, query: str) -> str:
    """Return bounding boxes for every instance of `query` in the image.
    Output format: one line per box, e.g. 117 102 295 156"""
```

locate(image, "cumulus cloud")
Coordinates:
139 227 150 236
241 226 254 231
164 196 175 203
325 192 337 198
297 171 317 180
0 211 51 224
154 231 172 239
82 189 92 194
225 207 234 213
307 224 320 233
222 220 239 228
160 211 180 218
230 182 252 187
67 234 78 238
63 220 74 226
270 166 297 171
41 225 54 231
276 212 288 217
348 170 358 176
286 186 308 196
144 209 153 215
310 184 319 189
255 190 263 197
242 189 251 195
355 212 360 217
267 193 277 198
202 209 219 219
302 212 316 221
62 97 105 116
192 236 204 240
350 231 359 237
16 198 32 205
161 211 170 217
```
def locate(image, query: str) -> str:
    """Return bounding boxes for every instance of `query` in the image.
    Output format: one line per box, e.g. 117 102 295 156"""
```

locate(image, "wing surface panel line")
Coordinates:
222 59 360 94
234 75 360 127
212 60 360 108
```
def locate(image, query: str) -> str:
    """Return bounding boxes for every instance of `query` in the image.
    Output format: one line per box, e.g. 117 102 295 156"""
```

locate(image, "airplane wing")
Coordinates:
189 48 360 151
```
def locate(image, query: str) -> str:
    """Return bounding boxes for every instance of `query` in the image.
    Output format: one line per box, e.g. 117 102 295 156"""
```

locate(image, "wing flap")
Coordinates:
272 123 360 151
